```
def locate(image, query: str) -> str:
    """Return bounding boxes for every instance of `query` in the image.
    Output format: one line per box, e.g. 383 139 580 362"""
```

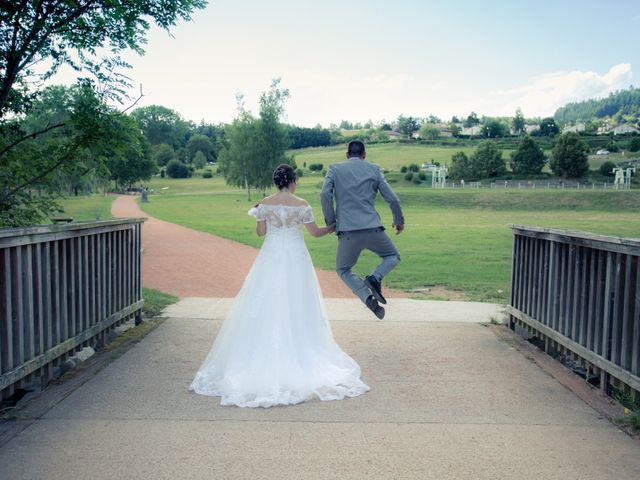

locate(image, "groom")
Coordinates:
321 140 404 319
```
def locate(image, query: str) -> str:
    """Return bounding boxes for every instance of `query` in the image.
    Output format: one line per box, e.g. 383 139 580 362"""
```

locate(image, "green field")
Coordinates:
58 194 115 221
138 175 640 303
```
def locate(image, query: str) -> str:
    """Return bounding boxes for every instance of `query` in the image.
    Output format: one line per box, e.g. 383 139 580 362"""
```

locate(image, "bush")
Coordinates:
160 168 165 178
412 176 421 184
408 163 420 172
309 163 323 171
400 166 408 173
599 161 616 176
418 171 426 180
606 142 619 153
166 159 191 179
321 169 327 177
202 170 213 178
404 172 414 181
629 137 640 152
296 168 304 178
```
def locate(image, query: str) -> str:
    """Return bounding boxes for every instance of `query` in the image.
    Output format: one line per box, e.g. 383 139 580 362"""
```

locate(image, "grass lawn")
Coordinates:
57 194 115 221
139 175 640 303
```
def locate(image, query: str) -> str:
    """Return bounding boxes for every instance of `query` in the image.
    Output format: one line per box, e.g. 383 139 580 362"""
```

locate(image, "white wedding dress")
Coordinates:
189 203 370 408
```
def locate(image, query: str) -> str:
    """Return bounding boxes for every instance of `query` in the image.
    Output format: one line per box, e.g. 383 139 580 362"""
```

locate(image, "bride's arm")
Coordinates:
304 222 335 238
256 220 266 237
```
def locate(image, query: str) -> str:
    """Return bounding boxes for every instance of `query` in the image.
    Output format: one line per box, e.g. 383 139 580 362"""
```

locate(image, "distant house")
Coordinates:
524 124 538 134
385 131 403 139
461 125 482 136
562 123 586 134
421 163 438 171
607 124 640 135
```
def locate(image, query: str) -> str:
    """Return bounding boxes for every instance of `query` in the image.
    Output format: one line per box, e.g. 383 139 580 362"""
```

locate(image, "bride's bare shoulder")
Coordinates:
291 195 309 207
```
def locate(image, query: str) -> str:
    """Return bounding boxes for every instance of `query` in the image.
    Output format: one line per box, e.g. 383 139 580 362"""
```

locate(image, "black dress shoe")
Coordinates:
364 275 387 304
365 295 385 320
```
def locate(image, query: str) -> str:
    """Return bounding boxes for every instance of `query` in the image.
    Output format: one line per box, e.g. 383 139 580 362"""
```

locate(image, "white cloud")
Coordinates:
484 63 633 118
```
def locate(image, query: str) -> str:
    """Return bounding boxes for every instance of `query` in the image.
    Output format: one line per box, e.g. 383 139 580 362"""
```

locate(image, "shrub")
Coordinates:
202 170 213 178
408 163 420 172
160 168 165 178
418 171 426 180
606 142 619 153
412 176 421 184
550 133 589 178
166 159 191 178
321 169 327 177
404 172 414 181
296 168 304 178
309 163 323 171
400 166 408 173
629 137 640 152
599 161 616 176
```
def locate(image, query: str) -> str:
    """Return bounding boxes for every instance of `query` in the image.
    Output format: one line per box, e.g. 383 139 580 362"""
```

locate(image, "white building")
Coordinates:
607 124 640 135
562 123 586 134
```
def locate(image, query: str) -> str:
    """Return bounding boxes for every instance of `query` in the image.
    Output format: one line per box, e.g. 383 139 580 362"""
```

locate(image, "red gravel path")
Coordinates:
112 195 405 299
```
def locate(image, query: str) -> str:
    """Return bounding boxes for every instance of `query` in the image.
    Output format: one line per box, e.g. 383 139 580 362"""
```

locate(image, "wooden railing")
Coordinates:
0 218 145 400
508 225 640 401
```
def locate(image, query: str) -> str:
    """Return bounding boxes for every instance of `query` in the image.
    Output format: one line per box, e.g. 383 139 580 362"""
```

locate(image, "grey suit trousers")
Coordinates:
336 227 401 303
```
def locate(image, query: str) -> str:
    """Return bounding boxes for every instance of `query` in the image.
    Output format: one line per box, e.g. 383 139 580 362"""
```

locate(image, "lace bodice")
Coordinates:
248 204 314 232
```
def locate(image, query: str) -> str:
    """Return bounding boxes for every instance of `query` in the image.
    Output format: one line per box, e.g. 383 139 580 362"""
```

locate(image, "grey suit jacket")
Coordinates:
320 157 404 232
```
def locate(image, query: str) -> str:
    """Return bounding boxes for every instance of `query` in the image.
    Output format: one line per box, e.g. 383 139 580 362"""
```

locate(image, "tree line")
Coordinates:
554 87 640 124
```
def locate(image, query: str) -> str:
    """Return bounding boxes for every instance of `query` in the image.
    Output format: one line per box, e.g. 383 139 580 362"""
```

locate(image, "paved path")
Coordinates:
111 195 406 299
0 299 638 479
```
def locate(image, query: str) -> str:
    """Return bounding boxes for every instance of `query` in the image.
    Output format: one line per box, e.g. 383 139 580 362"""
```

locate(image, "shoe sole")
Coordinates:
365 277 387 305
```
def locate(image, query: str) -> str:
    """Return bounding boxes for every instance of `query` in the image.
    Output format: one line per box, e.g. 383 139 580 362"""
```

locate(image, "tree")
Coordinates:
448 123 461 137
0 0 206 226
166 159 191 178
510 135 546 175
481 119 507 138
512 108 525 135
538 117 559 137
449 151 473 180
464 112 480 127
599 161 616 176
105 115 156 189
186 134 216 162
193 151 207 169
153 144 175 167
628 137 640 152
130 105 190 149
397 115 420 138
470 141 506 178
218 80 292 200
419 123 440 140
550 133 589 178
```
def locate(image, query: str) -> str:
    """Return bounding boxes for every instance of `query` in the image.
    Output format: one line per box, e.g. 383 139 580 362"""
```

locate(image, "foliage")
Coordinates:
0 0 206 227
186 134 216 162
449 123 461 137
408 163 420 172
550 133 589 178
193 151 208 169
537 117 560 137
510 135 546 175
218 80 292 200
202 169 213 178
512 108 525 135
397 115 420 137
464 112 480 127
404 172 414 181
166 159 191 178
554 87 640 123
288 126 332 149
470 141 506 179
481 118 507 138
418 172 427 180
629 137 640 152
400 166 408 173
420 123 440 140
296 168 304 178
105 114 156 189
449 151 473 180
605 141 619 153
309 163 323 171
130 105 191 149
153 143 175 167
142 288 178 317
599 161 616 176
412 175 421 184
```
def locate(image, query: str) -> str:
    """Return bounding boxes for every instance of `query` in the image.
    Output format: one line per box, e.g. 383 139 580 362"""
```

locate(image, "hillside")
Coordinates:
554 87 640 123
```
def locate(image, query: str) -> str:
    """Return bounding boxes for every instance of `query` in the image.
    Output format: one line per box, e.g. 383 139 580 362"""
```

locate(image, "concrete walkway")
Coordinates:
0 299 639 479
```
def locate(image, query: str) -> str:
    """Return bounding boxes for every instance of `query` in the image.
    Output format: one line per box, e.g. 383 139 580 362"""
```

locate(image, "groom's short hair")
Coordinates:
347 140 365 157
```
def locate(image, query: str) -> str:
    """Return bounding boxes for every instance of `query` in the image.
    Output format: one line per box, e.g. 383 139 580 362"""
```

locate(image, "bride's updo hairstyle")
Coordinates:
273 164 297 190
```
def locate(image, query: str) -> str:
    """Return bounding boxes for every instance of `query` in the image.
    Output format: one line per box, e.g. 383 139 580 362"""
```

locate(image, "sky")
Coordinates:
52 0 640 127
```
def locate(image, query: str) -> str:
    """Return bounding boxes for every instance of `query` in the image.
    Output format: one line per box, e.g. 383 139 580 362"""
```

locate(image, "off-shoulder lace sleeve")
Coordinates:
301 206 314 224
248 205 266 221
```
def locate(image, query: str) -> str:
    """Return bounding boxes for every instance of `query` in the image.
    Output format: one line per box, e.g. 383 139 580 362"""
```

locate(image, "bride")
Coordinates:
189 164 370 408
